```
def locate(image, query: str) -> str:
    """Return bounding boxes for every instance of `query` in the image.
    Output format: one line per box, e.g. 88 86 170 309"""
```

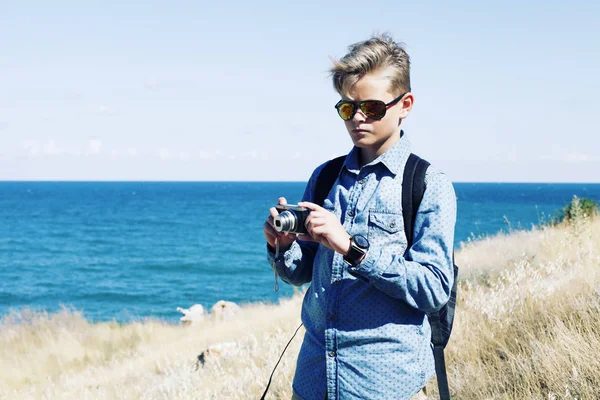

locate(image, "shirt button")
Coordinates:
358 179 365 185
328 314 334 321
389 222 396 228
329 351 336 357
348 210 355 217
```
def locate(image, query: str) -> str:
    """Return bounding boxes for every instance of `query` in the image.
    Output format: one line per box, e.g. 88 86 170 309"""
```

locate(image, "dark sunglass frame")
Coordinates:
334 91 409 121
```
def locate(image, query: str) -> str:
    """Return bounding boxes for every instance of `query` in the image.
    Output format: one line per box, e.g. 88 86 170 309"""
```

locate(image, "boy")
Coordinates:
263 33 456 400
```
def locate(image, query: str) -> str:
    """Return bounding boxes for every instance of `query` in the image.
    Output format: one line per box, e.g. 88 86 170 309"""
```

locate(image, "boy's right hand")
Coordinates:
264 197 296 253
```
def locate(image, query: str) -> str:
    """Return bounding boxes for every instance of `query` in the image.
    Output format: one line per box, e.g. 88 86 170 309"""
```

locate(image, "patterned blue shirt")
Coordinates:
267 132 457 400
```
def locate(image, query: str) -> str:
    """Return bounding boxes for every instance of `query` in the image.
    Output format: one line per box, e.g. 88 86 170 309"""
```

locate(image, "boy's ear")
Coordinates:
399 93 414 119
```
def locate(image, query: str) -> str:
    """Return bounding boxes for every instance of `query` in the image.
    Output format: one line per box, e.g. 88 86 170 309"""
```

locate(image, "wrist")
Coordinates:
343 234 352 255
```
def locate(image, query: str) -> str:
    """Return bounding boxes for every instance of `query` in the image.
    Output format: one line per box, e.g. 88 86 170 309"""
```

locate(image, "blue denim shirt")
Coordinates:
267 132 457 400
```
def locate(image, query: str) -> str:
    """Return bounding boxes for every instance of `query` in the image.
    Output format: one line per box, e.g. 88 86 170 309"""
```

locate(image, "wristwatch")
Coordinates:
343 234 369 265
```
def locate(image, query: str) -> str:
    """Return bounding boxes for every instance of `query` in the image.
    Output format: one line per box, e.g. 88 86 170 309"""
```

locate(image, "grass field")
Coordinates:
1 205 599 399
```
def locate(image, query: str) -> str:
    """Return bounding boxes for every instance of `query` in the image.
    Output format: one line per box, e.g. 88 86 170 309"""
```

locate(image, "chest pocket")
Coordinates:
368 211 408 253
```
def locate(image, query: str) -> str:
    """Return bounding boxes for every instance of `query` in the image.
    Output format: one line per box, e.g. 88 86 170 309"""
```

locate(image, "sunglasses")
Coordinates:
334 91 409 121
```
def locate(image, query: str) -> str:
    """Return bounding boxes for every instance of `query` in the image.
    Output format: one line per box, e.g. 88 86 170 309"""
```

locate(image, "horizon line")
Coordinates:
1 179 600 185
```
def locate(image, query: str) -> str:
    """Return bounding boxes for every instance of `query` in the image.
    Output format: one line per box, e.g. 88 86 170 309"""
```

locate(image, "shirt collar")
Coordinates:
343 130 412 176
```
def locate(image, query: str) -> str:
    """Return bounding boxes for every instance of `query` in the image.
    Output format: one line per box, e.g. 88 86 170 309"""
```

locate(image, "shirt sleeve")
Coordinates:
346 170 457 313
266 162 327 287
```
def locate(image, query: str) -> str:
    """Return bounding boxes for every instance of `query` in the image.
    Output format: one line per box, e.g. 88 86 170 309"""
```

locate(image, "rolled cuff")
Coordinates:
346 247 384 282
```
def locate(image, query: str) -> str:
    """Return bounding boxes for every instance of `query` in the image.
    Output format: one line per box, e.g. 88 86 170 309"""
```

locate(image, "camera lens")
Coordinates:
273 210 297 233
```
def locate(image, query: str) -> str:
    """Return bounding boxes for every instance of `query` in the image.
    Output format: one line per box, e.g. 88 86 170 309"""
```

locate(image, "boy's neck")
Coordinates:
358 130 403 168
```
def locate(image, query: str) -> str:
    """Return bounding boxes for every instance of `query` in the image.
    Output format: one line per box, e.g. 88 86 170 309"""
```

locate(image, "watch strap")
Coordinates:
344 236 367 265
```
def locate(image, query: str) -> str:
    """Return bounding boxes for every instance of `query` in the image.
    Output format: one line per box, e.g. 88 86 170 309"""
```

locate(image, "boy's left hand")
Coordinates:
297 202 351 255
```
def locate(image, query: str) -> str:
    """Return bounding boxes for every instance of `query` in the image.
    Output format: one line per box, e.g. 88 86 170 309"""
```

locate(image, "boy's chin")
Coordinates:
348 133 371 145
350 137 373 148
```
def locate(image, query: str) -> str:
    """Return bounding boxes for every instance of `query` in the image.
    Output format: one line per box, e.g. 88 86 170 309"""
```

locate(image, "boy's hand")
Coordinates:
297 202 351 255
263 197 296 252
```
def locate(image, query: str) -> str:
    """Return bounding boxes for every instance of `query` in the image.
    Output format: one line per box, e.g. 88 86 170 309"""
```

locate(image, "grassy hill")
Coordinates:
1 201 599 399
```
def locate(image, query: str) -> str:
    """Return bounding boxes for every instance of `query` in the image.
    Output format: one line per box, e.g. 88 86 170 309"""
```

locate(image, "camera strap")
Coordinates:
271 238 280 292
260 321 304 400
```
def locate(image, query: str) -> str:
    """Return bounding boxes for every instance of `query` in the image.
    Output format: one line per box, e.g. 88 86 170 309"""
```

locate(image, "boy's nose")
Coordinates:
352 108 367 122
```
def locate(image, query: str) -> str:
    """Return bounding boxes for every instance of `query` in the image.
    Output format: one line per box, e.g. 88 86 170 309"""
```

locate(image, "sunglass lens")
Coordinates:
361 101 386 119
337 102 355 120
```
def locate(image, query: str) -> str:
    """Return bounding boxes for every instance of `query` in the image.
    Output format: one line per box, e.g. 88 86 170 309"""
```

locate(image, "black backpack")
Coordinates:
314 153 458 400
261 153 458 400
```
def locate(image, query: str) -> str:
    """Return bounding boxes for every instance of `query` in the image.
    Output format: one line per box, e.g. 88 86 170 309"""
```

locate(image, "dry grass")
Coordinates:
1 213 600 399
445 211 600 399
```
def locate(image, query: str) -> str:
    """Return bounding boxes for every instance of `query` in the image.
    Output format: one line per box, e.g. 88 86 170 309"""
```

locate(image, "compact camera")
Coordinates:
273 204 309 235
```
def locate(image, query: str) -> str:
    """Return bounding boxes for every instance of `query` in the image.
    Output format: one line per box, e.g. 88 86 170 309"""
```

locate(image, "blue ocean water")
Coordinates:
1 181 599 323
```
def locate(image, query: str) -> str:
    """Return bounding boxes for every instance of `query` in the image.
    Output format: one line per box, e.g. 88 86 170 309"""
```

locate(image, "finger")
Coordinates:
304 210 325 227
278 197 287 206
283 232 297 241
304 211 315 227
269 207 280 219
263 224 278 246
266 217 289 238
298 201 324 212
297 234 318 242
306 217 326 230
309 225 327 237
264 221 280 238
266 215 278 230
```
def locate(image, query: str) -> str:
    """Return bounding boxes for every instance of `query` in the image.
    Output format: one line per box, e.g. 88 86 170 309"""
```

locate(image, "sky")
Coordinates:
0 1 599 182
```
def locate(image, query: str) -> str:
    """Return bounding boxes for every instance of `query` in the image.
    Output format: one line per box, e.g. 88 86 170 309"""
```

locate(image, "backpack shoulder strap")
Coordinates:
403 154 457 400
314 155 346 206
402 153 430 251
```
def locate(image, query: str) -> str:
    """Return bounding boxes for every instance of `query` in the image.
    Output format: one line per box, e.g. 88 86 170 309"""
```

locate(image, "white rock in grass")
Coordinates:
210 300 240 321
194 341 239 370
176 304 206 325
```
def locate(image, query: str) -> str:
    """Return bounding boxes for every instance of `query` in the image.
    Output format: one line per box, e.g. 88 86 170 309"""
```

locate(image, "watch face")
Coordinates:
353 234 369 249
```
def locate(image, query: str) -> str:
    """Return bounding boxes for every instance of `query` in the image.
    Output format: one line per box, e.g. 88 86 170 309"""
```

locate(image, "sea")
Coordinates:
1 181 599 323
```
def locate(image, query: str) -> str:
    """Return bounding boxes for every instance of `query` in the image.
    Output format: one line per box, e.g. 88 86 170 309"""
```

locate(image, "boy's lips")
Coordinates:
352 128 370 134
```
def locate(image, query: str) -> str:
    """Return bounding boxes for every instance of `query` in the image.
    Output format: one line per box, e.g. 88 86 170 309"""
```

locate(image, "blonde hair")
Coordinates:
329 32 411 97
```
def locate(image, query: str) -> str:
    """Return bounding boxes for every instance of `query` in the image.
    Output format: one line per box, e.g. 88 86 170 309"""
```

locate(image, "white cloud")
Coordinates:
177 151 191 161
14 141 278 164
21 139 38 151
44 140 60 155
143 77 161 90
142 76 196 90
96 146 213 161
86 105 116 115
157 148 172 160
88 139 103 154
197 150 222 160
18 139 100 157
539 152 594 163
565 152 591 163
21 139 44 157
109 147 140 158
